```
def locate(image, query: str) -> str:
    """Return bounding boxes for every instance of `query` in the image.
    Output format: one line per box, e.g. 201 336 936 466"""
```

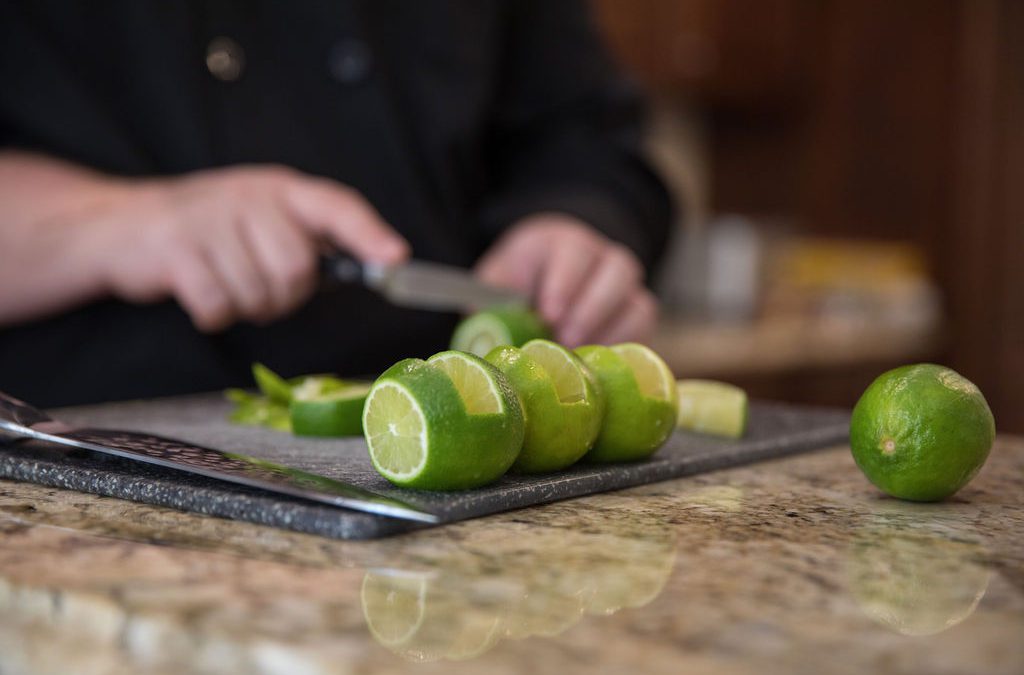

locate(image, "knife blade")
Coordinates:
0 391 439 524
321 254 527 312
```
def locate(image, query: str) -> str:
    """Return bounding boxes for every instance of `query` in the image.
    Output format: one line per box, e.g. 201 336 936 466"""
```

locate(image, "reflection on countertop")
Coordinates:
0 439 1022 675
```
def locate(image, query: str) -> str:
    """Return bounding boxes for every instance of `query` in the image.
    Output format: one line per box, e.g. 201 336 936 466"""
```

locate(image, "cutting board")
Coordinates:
0 393 849 539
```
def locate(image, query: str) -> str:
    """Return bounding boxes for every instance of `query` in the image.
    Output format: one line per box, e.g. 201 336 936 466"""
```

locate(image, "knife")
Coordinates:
0 391 439 524
321 254 527 312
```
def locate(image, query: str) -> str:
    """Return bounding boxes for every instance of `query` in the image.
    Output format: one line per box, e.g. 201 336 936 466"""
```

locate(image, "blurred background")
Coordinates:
590 0 1023 432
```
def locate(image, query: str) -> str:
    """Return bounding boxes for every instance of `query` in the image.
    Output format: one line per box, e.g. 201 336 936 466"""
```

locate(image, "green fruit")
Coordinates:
485 339 605 473
575 344 678 462
451 306 551 357
290 382 371 437
362 351 525 490
252 362 294 404
849 364 995 501
675 379 748 438
225 388 291 432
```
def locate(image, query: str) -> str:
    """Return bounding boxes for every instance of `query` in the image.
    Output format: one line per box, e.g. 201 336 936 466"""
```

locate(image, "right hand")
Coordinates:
85 165 409 331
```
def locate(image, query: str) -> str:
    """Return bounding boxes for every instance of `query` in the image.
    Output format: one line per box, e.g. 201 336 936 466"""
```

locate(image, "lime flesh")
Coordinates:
676 380 748 438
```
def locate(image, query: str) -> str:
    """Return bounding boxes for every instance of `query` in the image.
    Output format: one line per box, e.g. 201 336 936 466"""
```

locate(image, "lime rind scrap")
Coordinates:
252 362 294 404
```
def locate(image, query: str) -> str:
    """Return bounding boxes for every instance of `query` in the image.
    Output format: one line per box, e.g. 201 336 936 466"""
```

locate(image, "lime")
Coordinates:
252 362 294 404
850 363 996 501
290 382 372 437
485 339 605 473
451 306 551 357
575 343 678 462
675 379 748 438
362 350 524 489
225 388 291 432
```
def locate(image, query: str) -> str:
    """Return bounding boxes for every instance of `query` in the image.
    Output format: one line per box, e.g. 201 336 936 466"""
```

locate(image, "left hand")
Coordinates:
475 213 659 347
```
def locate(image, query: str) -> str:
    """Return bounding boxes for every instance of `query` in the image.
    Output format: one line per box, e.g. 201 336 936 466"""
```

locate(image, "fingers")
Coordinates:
475 233 545 294
206 220 273 322
536 237 601 325
557 244 643 346
284 178 409 265
240 206 317 319
168 247 234 332
593 288 659 345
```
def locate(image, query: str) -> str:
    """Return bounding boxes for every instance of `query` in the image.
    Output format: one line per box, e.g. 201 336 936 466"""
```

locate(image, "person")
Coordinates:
0 1 672 407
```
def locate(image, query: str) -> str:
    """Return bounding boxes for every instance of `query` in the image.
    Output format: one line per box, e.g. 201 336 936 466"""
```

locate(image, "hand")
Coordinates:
85 165 408 331
476 214 658 346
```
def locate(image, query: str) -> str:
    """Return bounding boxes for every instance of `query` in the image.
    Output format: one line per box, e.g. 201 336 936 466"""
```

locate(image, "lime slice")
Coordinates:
290 382 372 437
363 351 524 489
486 339 605 473
451 306 551 357
576 343 678 462
252 363 294 404
675 380 749 438
361 571 427 646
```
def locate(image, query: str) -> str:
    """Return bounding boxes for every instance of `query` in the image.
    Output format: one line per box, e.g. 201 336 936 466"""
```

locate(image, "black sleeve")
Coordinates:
478 0 674 274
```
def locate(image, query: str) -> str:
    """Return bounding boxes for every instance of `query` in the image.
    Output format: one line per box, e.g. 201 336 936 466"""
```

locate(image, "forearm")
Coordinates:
0 151 123 326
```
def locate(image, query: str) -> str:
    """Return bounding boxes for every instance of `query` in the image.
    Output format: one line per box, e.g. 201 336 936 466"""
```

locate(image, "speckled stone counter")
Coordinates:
0 437 1021 675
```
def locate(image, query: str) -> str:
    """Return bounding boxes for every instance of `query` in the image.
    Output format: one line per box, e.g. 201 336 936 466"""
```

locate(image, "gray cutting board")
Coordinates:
0 393 849 539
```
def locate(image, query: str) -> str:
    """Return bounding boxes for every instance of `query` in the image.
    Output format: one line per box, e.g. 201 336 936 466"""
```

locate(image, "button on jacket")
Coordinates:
0 0 672 406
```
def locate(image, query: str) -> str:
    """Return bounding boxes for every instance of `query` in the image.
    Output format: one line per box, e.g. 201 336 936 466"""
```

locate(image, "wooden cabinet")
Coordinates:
593 0 1024 431
592 0 808 106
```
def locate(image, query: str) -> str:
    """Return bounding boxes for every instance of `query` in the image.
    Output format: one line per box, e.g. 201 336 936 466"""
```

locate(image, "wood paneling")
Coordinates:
593 0 1024 430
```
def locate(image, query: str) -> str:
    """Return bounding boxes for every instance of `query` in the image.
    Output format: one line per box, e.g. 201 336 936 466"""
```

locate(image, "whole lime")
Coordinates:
849 364 995 501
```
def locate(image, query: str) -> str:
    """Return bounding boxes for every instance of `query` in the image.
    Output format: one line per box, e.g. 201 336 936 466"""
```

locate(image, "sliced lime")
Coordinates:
675 380 749 438
451 306 550 357
486 339 605 473
290 382 372 437
252 363 294 404
576 343 678 462
363 351 524 489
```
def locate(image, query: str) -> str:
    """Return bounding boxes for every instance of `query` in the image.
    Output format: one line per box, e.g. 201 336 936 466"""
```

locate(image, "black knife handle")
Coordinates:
319 253 364 288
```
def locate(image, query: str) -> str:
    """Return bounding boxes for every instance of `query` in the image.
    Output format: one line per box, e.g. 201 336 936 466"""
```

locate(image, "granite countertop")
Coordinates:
0 437 1021 675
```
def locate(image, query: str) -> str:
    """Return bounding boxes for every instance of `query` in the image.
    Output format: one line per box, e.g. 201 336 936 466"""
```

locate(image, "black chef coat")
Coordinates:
0 0 672 407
